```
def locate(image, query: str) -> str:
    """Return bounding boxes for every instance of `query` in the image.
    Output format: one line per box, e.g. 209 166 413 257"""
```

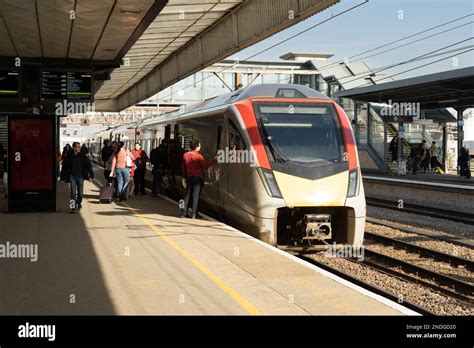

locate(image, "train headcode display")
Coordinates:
0 69 20 99
41 70 92 101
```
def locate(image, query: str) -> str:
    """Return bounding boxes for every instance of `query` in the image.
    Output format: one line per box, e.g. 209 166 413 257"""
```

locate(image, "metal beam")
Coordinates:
95 0 339 111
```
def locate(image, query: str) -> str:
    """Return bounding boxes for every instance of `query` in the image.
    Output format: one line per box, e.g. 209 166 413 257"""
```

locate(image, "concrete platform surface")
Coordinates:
0 174 413 315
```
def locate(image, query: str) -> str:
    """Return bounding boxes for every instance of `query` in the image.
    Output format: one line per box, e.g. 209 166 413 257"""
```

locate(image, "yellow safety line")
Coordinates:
123 202 262 315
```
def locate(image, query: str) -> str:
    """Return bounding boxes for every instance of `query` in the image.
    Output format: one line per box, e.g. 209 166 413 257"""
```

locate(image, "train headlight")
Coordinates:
261 169 283 198
347 169 359 198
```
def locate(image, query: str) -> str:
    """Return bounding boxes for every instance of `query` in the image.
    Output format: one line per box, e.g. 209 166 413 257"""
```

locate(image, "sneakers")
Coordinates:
78 203 82 211
180 210 186 218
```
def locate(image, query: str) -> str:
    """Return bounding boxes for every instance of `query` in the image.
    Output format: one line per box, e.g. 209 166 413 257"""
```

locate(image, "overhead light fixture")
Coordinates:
119 9 143 16
438 99 458 103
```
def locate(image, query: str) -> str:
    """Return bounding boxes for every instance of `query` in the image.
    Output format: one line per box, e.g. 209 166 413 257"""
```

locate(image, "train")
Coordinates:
86 84 366 247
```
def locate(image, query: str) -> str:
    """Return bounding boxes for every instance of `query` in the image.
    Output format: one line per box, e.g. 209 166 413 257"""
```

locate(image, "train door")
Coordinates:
213 118 227 212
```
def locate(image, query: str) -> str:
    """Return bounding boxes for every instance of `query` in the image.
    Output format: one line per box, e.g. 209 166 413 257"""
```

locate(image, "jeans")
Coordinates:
152 167 163 195
116 167 130 195
134 167 146 194
183 176 204 215
69 175 84 209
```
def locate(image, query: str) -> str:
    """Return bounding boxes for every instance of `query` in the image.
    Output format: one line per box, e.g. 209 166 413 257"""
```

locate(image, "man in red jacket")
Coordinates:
181 139 216 218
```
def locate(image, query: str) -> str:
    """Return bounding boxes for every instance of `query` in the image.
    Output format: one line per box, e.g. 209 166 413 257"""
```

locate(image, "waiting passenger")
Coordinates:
459 145 471 179
101 140 115 182
150 139 169 197
429 141 441 171
56 148 62 180
80 144 89 157
180 139 216 219
389 136 398 162
110 141 130 201
126 147 136 198
105 141 117 185
61 144 72 162
60 142 94 213
408 145 421 175
132 143 149 195
419 140 430 173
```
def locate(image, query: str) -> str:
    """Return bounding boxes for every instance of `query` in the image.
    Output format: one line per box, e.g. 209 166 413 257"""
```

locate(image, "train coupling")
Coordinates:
300 214 332 241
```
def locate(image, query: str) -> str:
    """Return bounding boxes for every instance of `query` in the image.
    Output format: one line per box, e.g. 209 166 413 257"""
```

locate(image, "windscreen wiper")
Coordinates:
258 117 296 167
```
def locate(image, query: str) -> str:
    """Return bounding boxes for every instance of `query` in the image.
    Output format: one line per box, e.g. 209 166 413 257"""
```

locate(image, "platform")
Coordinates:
363 171 474 188
0 171 414 315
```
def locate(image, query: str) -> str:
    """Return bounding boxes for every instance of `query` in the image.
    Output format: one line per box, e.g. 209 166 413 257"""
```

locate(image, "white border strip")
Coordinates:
363 175 474 191
154 190 420 316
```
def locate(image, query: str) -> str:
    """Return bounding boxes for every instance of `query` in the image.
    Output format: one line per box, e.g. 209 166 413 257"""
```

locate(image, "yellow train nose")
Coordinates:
273 170 349 207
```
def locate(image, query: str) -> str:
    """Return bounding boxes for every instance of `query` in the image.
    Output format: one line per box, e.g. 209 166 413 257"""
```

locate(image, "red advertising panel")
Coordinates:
10 118 54 190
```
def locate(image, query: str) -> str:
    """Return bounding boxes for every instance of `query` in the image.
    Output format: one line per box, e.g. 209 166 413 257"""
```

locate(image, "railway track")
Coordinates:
286 225 474 315
360 248 473 303
364 232 474 271
366 197 474 225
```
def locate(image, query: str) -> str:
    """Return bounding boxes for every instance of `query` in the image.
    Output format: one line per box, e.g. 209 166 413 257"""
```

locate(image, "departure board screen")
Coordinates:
41 70 92 101
0 69 19 99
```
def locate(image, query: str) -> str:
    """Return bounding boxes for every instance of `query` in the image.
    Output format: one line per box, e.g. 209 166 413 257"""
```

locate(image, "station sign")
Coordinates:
0 69 20 100
40 70 93 102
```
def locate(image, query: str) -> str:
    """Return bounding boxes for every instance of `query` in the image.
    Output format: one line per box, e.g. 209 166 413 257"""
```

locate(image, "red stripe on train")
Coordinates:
234 99 271 170
334 102 359 170
235 98 359 171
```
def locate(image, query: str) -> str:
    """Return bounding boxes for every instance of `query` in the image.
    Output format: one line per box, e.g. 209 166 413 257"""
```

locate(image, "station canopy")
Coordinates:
335 67 474 110
0 0 340 111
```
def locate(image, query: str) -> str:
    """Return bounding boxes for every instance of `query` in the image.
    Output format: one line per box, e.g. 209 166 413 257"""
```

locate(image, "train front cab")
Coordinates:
232 97 366 248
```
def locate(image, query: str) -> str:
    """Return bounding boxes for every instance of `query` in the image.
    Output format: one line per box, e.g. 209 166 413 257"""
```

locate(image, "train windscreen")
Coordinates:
255 103 344 166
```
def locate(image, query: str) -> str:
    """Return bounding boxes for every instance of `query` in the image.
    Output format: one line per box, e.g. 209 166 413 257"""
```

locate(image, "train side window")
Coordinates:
216 125 222 151
228 120 246 150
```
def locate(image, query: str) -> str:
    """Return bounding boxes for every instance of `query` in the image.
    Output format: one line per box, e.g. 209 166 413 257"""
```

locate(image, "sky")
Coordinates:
228 0 474 80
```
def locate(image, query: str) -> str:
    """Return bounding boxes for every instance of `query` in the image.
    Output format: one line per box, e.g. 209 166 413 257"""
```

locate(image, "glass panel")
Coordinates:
256 103 343 165
368 107 385 160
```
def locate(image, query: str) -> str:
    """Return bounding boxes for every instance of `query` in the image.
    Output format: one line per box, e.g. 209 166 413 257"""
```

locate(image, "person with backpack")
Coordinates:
60 142 94 212
150 139 169 197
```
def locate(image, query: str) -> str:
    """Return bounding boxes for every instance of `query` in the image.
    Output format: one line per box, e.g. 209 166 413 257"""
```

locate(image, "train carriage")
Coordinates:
90 84 365 247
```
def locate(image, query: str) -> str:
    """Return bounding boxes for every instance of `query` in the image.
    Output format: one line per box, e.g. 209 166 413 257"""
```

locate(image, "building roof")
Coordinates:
280 52 334 61
335 67 474 109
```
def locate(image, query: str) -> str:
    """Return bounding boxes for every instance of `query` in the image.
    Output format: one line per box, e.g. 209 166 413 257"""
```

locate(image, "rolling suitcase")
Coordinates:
99 184 114 204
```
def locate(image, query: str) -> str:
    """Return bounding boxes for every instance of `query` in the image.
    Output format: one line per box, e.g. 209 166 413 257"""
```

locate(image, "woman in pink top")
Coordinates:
110 141 130 200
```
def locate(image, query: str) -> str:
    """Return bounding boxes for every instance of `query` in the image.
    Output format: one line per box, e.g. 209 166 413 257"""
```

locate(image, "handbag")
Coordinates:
126 155 133 168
